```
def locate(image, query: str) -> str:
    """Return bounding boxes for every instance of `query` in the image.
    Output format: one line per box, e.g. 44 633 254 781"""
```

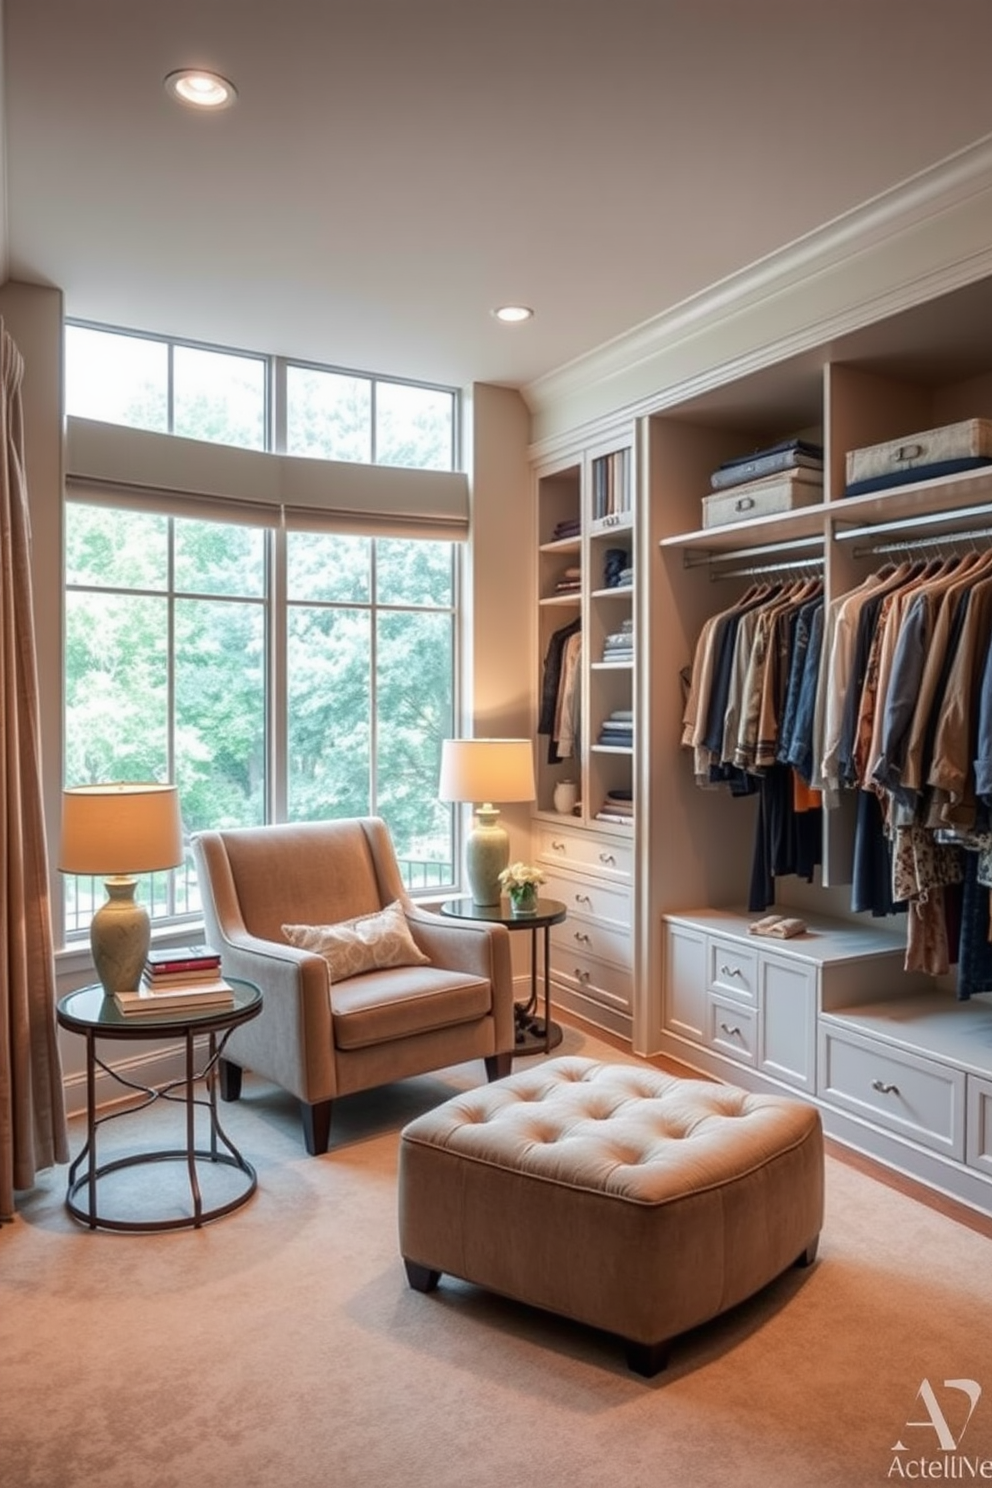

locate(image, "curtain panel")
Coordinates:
0 321 68 1219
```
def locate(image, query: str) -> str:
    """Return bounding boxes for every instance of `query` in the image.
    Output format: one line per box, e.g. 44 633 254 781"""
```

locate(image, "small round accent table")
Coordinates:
440 897 566 1055
56 978 262 1232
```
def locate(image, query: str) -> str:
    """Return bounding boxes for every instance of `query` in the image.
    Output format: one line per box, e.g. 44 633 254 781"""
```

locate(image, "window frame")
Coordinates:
60 322 465 946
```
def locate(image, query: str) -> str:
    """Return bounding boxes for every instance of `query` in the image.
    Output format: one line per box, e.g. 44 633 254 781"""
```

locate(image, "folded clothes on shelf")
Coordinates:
552 517 581 540
603 548 630 587
747 915 808 939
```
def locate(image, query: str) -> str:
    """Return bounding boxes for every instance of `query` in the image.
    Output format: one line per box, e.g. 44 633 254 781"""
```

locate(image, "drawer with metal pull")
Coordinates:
707 937 758 1003
708 993 757 1065
535 824 632 881
553 947 631 1015
818 1023 965 1159
552 916 631 970
539 869 631 928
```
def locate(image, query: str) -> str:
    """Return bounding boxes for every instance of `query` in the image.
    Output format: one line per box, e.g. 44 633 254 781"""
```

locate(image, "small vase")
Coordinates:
508 884 538 916
553 780 578 815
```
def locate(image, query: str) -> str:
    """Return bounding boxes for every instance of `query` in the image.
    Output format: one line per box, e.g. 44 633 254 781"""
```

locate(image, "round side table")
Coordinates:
57 978 263 1232
440 897 566 1055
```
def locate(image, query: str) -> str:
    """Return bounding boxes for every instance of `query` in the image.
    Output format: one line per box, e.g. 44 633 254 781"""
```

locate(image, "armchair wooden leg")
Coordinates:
218 1057 243 1102
301 1098 333 1155
404 1259 441 1292
485 1052 513 1081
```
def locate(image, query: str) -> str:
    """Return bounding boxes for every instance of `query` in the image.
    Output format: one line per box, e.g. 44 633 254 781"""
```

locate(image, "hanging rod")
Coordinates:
851 523 992 560
710 553 824 582
833 498 992 546
682 532 824 570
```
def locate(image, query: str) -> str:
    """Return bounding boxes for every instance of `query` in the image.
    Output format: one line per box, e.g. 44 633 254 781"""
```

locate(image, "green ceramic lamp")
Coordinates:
59 782 185 997
438 739 536 907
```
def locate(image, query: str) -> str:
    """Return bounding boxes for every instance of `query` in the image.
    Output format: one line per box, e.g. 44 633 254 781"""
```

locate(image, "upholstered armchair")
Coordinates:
193 818 516 1154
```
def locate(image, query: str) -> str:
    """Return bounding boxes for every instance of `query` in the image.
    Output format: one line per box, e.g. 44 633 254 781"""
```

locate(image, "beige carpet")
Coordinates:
4 1021 992 1488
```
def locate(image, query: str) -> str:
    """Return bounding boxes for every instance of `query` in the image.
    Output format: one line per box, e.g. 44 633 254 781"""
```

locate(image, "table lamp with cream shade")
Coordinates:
59 783 185 997
438 738 536 906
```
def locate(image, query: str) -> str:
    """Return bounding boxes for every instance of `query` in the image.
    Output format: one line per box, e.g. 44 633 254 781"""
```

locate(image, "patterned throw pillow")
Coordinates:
282 900 430 982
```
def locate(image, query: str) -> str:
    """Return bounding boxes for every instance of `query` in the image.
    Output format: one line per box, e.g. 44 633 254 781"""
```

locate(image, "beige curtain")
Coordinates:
0 320 68 1220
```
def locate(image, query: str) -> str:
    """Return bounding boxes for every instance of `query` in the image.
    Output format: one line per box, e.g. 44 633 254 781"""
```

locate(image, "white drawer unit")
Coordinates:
663 912 820 1092
818 1023 965 1161
536 820 634 1039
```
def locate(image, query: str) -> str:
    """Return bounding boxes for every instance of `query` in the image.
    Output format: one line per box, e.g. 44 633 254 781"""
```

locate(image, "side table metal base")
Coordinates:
65 1147 257 1233
514 1008 564 1056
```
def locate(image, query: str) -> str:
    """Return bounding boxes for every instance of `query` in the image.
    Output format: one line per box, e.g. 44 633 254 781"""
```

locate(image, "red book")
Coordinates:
145 945 221 975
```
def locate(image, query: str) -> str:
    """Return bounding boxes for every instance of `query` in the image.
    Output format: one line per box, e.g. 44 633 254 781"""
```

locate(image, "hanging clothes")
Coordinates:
813 549 992 992
538 618 581 764
681 576 824 910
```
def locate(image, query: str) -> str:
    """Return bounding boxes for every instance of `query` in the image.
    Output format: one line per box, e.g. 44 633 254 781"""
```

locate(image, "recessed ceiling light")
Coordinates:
164 69 238 110
492 305 534 324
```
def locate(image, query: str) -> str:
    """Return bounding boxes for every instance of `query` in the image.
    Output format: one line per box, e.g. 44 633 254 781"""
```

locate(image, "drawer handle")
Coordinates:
574 931 591 944
719 964 744 979
551 840 566 852
574 892 592 906
734 495 755 513
599 852 616 865
719 1022 743 1038
895 443 923 463
575 968 591 984
871 1079 900 1096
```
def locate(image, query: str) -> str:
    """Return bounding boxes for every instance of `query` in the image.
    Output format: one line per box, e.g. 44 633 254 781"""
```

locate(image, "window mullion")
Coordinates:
269 523 288 823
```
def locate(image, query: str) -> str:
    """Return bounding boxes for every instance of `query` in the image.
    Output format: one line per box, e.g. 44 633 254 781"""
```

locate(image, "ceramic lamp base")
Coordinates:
466 806 508 907
90 876 151 996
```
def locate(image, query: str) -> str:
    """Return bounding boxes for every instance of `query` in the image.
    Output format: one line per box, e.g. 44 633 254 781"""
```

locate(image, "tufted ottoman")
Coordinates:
397 1056 823 1375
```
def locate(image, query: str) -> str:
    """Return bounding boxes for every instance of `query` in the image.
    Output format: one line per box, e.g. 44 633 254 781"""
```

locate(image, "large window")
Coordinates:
63 324 461 937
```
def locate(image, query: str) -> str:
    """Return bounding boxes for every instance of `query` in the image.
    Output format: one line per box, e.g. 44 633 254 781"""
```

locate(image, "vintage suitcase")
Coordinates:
701 466 823 529
845 417 992 495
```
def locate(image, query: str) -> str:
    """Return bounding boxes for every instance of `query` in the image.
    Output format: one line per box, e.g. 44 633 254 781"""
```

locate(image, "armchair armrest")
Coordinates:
216 930 338 1104
405 905 515 1052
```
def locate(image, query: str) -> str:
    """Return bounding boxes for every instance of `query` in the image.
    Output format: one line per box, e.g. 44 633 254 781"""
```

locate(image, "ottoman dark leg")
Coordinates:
404 1259 442 1293
625 1339 670 1378
795 1236 819 1267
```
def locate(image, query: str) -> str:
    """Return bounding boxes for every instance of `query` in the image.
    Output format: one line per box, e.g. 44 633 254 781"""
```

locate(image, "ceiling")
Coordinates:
5 0 992 398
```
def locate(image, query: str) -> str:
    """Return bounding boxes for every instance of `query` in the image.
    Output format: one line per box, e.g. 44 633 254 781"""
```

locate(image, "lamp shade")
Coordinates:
59 783 184 876
438 739 536 806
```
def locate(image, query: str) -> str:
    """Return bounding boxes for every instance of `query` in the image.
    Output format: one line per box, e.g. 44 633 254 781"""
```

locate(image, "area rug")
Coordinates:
3 1021 992 1488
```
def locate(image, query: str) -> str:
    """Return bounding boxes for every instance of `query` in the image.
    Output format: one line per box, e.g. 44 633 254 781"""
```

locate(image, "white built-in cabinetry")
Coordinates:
533 430 635 1038
531 271 992 1217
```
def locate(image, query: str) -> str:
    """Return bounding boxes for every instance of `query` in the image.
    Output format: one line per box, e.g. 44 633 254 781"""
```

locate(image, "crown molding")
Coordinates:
525 131 992 450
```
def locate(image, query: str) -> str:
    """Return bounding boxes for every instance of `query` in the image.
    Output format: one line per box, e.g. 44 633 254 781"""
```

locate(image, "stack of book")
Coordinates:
113 945 235 1016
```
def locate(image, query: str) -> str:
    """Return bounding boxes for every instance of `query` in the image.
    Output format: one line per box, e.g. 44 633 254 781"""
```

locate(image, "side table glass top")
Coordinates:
57 978 262 1034
439 896 566 927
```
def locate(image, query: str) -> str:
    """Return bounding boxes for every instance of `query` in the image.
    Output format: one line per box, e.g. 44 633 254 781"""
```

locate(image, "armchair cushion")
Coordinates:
283 899 429 982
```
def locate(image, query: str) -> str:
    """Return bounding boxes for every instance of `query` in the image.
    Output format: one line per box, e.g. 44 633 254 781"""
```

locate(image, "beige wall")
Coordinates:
460 382 534 862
